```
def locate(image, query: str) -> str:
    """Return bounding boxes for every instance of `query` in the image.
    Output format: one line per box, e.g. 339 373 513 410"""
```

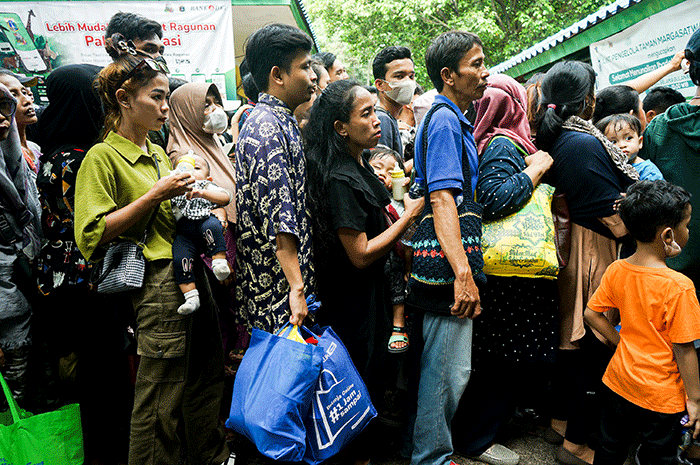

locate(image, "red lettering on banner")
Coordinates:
168 23 216 33
162 35 182 47
84 35 105 47
45 22 76 32
77 22 106 32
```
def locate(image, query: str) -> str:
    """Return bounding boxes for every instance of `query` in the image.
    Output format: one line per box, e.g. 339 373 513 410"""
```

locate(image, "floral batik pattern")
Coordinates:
234 94 314 334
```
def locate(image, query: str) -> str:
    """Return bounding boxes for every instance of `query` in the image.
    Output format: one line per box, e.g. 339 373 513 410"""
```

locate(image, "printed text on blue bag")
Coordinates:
327 384 362 423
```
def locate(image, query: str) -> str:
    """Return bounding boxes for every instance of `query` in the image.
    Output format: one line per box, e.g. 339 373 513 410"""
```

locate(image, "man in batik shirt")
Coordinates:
235 23 317 333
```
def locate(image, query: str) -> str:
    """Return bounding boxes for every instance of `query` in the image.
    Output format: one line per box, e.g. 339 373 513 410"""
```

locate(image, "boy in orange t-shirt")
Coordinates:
585 180 700 465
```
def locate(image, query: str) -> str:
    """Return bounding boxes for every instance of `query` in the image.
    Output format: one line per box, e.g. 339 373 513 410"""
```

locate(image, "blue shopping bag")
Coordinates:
303 326 377 465
226 324 323 462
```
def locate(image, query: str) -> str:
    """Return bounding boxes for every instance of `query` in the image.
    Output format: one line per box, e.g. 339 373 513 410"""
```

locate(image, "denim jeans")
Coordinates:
411 312 473 465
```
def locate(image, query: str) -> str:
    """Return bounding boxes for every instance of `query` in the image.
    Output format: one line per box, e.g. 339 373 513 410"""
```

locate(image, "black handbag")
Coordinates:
405 103 486 315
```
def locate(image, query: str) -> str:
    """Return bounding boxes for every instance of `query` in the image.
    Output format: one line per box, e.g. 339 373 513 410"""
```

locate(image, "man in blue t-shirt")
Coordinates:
409 31 507 465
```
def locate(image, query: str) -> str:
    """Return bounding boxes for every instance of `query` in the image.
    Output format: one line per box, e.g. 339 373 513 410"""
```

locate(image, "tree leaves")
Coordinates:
306 0 608 88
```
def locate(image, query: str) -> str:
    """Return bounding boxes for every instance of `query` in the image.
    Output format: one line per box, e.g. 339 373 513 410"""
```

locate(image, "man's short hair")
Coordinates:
105 12 162 59
313 52 336 71
244 23 313 92
619 180 691 243
310 59 325 81
642 86 686 115
372 46 412 81
425 31 482 92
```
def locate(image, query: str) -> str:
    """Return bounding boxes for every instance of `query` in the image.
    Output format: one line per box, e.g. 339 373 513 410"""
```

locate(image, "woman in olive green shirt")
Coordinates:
74 36 230 465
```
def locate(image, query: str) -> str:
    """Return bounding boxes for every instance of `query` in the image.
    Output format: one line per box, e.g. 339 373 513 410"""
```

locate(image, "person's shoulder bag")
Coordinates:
89 151 162 294
405 102 486 315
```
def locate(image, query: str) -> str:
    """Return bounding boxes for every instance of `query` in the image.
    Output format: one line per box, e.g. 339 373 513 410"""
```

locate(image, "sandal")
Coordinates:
388 326 409 354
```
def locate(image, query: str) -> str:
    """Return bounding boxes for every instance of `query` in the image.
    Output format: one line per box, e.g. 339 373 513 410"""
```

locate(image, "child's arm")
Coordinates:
403 244 412 281
191 185 231 206
584 307 621 346
673 342 700 439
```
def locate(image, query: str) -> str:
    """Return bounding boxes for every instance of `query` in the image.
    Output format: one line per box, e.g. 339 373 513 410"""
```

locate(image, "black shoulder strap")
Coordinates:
140 152 162 245
419 102 472 197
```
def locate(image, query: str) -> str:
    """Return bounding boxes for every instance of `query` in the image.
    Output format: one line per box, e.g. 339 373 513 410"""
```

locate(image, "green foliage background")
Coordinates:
306 0 609 89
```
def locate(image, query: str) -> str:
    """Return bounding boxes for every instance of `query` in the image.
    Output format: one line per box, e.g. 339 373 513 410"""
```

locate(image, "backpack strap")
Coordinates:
418 102 473 206
488 135 529 158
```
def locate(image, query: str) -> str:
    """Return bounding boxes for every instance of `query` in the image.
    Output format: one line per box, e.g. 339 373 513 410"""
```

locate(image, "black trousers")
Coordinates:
593 385 683 465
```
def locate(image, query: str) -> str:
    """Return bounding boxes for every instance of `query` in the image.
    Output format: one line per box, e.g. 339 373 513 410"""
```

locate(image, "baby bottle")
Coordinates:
175 150 196 175
390 162 407 201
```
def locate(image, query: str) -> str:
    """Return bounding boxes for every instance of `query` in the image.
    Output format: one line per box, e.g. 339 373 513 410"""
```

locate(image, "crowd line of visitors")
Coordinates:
2 9 700 465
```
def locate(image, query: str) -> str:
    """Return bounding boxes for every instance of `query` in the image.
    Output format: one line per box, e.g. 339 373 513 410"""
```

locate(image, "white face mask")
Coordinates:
384 79 416 106
203 106 228 134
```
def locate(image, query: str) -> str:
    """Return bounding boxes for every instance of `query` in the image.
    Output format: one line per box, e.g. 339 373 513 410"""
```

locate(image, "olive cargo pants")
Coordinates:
128 260 228 465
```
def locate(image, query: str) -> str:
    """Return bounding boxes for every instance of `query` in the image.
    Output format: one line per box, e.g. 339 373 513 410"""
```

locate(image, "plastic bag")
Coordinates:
0 371 83 465
481 183 559 279
226 323 323 462
303 326 377 465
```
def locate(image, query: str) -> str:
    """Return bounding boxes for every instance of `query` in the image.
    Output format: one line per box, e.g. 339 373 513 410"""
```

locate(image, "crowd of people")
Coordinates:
2 9 700 465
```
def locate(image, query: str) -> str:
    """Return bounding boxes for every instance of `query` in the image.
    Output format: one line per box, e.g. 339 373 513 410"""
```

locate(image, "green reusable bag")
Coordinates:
0 371 84 465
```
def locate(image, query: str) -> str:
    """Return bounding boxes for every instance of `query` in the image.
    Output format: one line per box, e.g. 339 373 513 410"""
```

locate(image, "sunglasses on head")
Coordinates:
0 99 16 118
117 57 169 89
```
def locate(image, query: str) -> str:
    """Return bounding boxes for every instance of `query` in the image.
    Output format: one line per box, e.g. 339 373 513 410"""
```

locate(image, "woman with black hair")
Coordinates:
534 61 639 465
305 79 423 463
591 84 646 130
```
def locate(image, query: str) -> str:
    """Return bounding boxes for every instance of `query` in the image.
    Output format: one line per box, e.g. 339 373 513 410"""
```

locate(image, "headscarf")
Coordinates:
473 74 538 156
167 82 236 222
562 115 639 181
37 64 104 160
0 82 41 351
0 83 41 260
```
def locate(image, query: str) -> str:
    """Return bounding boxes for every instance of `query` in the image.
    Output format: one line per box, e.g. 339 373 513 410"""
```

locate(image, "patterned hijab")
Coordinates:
167 82 236 222
473 74 538 156
562 115 639 182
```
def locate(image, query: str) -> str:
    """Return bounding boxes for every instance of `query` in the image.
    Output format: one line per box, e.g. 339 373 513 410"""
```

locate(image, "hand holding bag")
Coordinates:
405 102 486 314
226 323 323 462
0 371 84 465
